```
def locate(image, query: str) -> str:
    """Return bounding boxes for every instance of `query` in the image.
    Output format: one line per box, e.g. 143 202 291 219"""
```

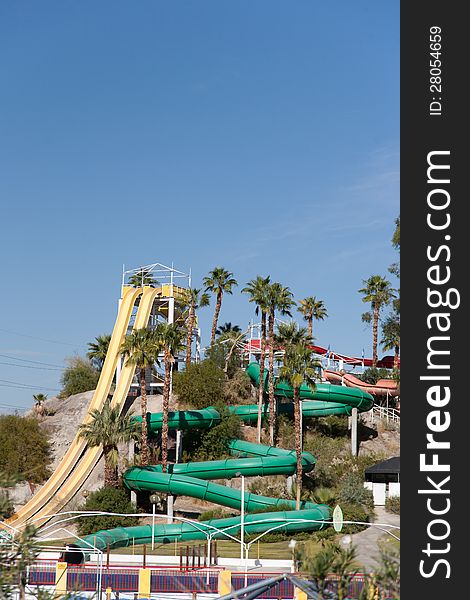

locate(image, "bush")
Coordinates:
248 476 291 500
60 357 100 397
385 495 400 515
336 473 374 513
340 501 371 533
0 415 52 483
0 489 14 519
198 508 236 521
173 360 224 409
358 368 390 385
223 369 253 404
77 487 139 536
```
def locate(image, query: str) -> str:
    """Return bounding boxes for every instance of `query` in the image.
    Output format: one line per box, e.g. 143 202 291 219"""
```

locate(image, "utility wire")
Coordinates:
0 353 64 368
0 361 63 371
0 327 80 347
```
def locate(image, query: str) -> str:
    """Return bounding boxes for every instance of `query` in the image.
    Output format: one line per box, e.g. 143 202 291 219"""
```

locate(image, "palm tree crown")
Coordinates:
87 334 112 370
203 267 238 344
183 287 210 368
79 401 138 487
298 296 328 338
127 268 158 288
275 322 311 348
242 275 271 315
216 322 242 337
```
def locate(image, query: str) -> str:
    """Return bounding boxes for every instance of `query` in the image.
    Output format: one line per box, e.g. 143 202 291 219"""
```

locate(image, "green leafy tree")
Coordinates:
77 487 138 536
121 328 160 466
279 342 321 508
59 356 100 397
173 360 225 409
87 334 112 370
79 401 139 487
127 268 158 287
297 296 328 339
153 322 185 473
359 276 396 367
266 282 294 444
0 525 39 600
183 288 210 369
0 415 51 483
203 267 238 344
242 275 271 443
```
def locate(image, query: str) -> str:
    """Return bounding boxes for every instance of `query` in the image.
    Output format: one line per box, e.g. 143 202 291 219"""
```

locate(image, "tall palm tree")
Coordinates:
381 312 400 369
79 401 139 487
275 322 311 349
32 393 47 419
128 268 158 288
359 275 396 367
266 282 294 445
87 334 111 370
203 267 238 344
121 328 160 466
279 343 320 509
153 323 185 473
242 276 271 444
297 297 328 339
183 288 210 369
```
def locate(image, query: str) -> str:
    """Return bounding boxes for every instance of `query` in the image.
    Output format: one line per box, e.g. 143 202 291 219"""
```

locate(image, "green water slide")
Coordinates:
68 364 373 560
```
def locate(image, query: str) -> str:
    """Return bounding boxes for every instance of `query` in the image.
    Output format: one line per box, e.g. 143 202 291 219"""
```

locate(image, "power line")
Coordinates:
0 353 64 368
0 379 60 392
0 361 63 371
0 327 80 347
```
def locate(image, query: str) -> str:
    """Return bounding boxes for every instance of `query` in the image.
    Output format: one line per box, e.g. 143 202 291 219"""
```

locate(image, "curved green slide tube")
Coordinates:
69 364 373 558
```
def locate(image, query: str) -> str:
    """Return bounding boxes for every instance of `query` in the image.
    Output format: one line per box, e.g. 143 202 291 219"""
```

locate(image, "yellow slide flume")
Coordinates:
7 286 160 529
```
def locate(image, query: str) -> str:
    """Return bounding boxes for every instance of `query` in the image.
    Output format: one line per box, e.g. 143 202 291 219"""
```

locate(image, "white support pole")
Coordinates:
176 430 182 463
240 475 245 564
351 407 358 456
196 328 201 363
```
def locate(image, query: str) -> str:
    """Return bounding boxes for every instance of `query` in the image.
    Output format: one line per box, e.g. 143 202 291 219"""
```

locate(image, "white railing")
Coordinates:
372 405 400 423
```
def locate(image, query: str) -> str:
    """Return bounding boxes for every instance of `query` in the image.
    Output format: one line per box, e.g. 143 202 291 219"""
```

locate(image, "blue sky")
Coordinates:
0 1 399 411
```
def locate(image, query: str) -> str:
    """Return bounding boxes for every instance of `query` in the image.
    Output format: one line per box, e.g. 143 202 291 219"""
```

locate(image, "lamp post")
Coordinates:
150 494 158 551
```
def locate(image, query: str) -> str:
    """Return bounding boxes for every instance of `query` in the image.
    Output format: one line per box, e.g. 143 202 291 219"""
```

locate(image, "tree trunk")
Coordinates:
294 387 302 510
394 345 400 370
104 447 118 488
372 304 379 367
161 352 172 473
307 317 313 340
185 305 195 369
256 312 267 444
268 310 276 445
210 292 222 344
140 367 150 466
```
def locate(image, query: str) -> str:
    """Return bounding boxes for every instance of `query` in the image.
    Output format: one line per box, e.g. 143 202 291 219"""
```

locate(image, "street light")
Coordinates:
149 494 158 551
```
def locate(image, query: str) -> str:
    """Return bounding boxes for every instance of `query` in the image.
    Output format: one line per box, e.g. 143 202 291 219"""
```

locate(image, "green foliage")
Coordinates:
248 475 291 500
0 489 14 519
59 356 100 398
0 415 52 483
190 410 242 461
173 360 224 409
359 367 390 385
198 508 236 521
385 495 400 515
336 473 374 512
248 502 293 514
87 334 111 370
339 501 371 534
0 525 40 599
76 487 138 536
205 341 242 378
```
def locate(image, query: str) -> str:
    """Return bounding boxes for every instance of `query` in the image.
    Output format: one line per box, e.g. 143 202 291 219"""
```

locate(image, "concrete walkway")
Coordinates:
348 507 400 570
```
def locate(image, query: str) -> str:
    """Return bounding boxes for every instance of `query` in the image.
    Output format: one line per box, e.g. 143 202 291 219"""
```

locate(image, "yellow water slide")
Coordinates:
6 286 161 529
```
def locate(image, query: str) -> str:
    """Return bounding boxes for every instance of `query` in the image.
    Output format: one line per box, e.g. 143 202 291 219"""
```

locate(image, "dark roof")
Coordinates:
365 456 400 474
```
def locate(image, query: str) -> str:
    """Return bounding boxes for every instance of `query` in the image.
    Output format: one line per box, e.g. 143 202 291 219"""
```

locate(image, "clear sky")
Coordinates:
0 1 399 412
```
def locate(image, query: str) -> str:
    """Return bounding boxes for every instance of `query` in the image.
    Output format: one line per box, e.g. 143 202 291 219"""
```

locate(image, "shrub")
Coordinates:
336 473 374 512
60 357 100 398
385 495 400 515
340 501 371 534
198 508 236 522
248 476 291 500
358 367 390 385
223 369 253 404
76 487 138 536
173 360 224 409
0 415 52 483
0 489 14 519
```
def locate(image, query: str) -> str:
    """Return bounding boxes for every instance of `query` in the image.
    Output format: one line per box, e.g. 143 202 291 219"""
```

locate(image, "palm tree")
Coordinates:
32 394 47 418
121 328 160 466
183 288 210 369
242 276 271 444
79 401 139 487
153 323 185 473
381 312 400 369
279 343 320 509
128 268 158 288
203 267 238 344
359 275 396 367
275 322 311 349
297 296 328 339
87 334 111 370
266 282 294 445
215 322 242 337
